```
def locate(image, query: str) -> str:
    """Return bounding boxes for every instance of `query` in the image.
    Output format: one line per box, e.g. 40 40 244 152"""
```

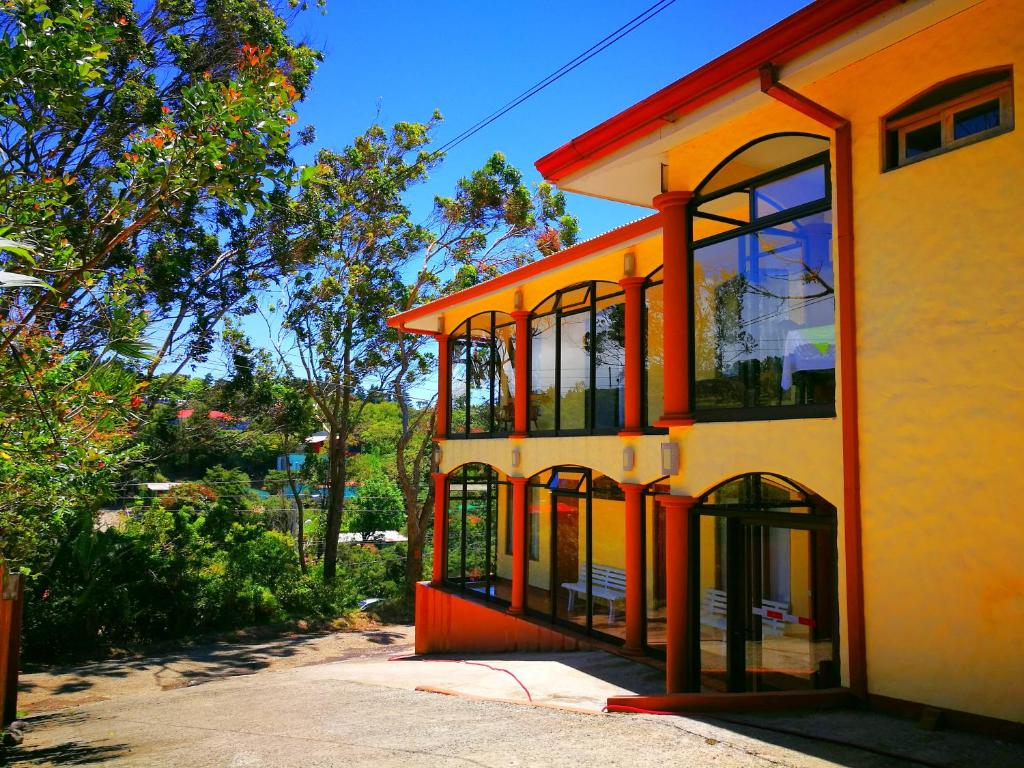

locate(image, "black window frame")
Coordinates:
528 282 626 437
687 472 840 693
883 67 1014 171
523 466 626 646
442 463 509 607
641 268 669 434
689 148 837 423
446 311 516 440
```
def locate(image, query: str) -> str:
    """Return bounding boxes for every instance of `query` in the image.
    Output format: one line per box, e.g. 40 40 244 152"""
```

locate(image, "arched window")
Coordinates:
530 282 625 435
643 266 664 428
444 463 510 604
525 466 626 643
448 312 515 438
883 67 1013 170
691 134 836 419
693 473 838 692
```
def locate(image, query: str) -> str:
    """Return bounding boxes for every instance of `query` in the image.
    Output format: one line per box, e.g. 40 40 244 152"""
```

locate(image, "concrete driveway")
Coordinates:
6 625 1024 767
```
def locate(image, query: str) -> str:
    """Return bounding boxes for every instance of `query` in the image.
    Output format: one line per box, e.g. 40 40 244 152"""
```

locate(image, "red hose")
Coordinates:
388 655 533 702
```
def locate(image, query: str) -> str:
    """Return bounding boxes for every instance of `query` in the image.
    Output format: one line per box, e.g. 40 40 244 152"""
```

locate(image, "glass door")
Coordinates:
695 509 838 693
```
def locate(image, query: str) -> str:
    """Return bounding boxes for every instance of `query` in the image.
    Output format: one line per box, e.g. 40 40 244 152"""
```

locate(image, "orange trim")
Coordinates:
619 483 645 653
607 688 854 714
434 333 450 439
509 477 529 614
511 311 530 437
760 70 866 699
618 277 646 435
657 494 697 693
387 215 663 333
535 0 904 182
431 472 447 585
652 192 694 427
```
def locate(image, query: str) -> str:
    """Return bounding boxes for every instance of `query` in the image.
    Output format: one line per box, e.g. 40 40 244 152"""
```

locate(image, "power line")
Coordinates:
434 0 680 156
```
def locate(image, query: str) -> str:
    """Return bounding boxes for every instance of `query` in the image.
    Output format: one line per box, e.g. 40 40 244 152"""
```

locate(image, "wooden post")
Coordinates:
508 476 529 614
620 482 645 653
659 494 697 693
0 566 25 726
652 191 695 427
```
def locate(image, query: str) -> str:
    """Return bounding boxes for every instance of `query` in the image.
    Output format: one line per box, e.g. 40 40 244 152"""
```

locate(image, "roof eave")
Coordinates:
535 0 904 183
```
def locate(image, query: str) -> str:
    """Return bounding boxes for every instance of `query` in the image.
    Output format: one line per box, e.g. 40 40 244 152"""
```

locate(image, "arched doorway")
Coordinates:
524 466 627 643
691 473 839 693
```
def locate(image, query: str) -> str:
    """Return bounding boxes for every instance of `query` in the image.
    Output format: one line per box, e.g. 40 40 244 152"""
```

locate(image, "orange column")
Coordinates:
434 333 450 439
659 493 697 693
620 482 645 653
652 191 694 427
508 476 529 614
618 276 646 436
431 472 448 585
511 311 530 438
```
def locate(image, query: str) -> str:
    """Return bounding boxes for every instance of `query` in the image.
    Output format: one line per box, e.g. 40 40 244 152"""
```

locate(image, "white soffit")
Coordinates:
555 0 984 207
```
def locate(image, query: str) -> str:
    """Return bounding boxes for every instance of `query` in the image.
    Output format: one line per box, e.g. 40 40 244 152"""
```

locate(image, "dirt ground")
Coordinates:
6 623 1024 768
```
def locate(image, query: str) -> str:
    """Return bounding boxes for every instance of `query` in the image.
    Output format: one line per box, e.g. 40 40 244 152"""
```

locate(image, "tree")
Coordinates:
0 0 318 373
347 470 403 542
270 119 438 582
385 153 578 598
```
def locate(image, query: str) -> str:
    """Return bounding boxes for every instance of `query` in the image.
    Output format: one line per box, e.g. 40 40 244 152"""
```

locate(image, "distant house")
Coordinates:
175 409 248 430
275 453 307 472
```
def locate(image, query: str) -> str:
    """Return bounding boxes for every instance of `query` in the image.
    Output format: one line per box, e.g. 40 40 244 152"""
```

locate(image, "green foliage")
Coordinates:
20 470 396 661
347 470 403 539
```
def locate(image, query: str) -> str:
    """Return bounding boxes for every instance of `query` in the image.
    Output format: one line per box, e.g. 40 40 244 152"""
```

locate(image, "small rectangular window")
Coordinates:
884 70 1013 170
953 98 1000 140
903 122 942 158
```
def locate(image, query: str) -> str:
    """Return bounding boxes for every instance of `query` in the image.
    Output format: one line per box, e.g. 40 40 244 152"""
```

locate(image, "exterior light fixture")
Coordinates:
432 443 442 472
660 442 679 476
436 315 445 334
511 446 521 468
513 288 524 311
622 445 635 472
623 251 637 277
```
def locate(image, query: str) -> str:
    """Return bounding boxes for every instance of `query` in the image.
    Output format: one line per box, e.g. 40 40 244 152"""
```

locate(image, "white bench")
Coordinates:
561 563 627 623
700 588 787 637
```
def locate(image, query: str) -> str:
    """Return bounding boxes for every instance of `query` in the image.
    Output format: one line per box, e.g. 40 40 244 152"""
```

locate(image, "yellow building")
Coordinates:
388 0 1024 731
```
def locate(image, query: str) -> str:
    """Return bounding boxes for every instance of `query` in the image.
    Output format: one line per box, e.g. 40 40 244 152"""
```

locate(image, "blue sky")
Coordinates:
189 0 811 382
287 0 809 238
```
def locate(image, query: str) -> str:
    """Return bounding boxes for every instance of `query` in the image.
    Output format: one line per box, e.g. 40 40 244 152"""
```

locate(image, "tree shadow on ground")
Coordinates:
5 740 130 766
359 631 407 646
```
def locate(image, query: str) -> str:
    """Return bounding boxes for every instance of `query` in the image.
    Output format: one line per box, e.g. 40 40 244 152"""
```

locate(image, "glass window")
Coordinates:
644 279 664 426
753 165 826 218
884 69 1013 170
559 310 590 431
444 465 509 605
530 283 623 435
694 210 835 414
448 313 515 437
530 314 557 431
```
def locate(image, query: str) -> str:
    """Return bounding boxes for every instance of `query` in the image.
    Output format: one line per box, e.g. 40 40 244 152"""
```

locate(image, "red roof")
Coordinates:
535 0 902 182
207 410 234 421
177 409 194 419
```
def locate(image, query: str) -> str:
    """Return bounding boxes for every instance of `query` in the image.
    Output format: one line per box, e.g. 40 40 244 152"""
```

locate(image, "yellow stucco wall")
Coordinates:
435 0 1022 723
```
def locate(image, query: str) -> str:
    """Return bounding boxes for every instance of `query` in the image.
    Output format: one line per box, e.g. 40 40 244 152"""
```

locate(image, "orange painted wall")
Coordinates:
415 582 583 655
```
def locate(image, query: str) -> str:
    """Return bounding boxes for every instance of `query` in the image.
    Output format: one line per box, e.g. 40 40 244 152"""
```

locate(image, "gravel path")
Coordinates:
6 625 1023 767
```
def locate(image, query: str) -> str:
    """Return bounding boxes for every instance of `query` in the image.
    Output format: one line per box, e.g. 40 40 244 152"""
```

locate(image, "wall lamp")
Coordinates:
622 445 635 472
660 442 679 476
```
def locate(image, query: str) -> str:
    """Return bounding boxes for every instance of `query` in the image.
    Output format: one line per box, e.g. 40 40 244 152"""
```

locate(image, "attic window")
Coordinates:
884 69 1013 170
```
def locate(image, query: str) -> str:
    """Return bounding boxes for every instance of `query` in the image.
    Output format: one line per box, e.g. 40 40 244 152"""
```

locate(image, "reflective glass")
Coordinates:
494 322 516 433
698 514 728 692
593 295 625 430
526 481 553 615
694 211 835 411
645 282 664 425
554 494 588 628
754 165 826 218
904 122 941 158
644 494 667 653
953 98 1000 140
467 337 492 434
530 314 557 431
559 310 590 430
449 336 468 435
588 488 626 640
